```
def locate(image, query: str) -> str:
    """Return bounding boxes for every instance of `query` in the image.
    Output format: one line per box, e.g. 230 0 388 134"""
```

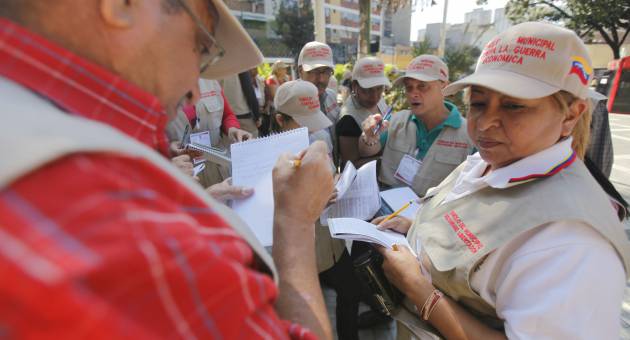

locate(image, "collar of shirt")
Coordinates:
410 101 462 159
0 18 170 156
442 137 576 204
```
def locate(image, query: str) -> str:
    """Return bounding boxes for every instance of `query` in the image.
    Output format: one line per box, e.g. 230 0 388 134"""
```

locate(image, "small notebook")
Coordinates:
231 127 310 246
327 218 415 256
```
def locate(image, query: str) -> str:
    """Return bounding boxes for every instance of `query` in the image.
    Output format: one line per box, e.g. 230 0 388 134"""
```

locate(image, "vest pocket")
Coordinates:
434 150 467 165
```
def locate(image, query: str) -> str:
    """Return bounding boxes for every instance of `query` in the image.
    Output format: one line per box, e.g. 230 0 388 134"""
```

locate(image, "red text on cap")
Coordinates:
306 47 331 58
299 96 320 110
480 35 556 66
362 63 384 75
409 59 435 72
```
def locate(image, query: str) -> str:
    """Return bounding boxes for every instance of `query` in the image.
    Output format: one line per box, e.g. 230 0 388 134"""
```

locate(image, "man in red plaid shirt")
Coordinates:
0 0 333 339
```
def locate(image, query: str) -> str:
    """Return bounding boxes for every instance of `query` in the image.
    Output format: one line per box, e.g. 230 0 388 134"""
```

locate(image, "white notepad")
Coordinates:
319 160 381 224
380 187 421 219
231 127 310 246
327 218 415 256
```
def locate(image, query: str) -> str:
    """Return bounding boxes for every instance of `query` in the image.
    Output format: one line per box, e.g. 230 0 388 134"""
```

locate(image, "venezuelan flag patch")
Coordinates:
568 56 592 85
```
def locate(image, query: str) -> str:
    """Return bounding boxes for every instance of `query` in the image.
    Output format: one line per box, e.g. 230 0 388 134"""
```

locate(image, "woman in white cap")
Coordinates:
337 57 391 168
272 79 367 339
359 55 474 197
270 79 335 159
373 22 630 339
266 60 291 100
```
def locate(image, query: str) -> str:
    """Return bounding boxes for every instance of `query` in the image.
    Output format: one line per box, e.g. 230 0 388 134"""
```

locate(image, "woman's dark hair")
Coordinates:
269 111 294 133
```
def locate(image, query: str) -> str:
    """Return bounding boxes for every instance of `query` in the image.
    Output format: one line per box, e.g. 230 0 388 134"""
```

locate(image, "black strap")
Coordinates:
237 72 260 121
584 155 629 220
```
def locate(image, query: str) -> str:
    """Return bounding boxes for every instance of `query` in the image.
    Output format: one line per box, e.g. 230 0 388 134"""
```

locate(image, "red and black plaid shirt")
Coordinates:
0 18 314 339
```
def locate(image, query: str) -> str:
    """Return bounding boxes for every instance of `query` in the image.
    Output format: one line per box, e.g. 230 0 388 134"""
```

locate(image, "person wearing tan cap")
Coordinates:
0 0 333 338
266 60 291 99
359 55 474 197
369 22 630 339
337 57 391 168
270 80 334 155
270 79 348 287
298 42 341 160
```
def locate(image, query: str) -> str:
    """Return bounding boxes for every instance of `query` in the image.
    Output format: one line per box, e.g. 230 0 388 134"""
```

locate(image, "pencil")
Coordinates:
290 159 301 168
379 200 414 225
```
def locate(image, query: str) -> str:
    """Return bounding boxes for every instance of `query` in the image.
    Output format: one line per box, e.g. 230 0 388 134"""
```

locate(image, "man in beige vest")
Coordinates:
298 41 340 161
0 0 333 338
359 55 474 197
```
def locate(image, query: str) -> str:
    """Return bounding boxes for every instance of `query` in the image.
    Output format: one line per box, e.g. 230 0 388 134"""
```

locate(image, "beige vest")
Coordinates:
0 78 277 283
379 110 473 197
339 96 387 128
308 130 345 272
165 79 225 147
323 88 341 124
166 79 230 188
196 79 225 147
398 159 630 337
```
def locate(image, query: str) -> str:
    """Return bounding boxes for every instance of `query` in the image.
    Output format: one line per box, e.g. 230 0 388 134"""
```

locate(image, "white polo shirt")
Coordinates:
438 138 625 339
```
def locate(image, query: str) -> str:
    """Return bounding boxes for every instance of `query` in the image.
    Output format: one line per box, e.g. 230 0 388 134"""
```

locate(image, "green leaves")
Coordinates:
506 0 630 58
272 0 315 55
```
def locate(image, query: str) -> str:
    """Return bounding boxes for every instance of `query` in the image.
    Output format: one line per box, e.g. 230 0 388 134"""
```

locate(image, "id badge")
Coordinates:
394 154 422 186
190 130 211 146
189 131 211 164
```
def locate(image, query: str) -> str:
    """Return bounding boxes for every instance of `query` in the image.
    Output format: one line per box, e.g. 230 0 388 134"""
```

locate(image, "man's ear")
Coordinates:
100 0 134 28
440 80 449 89
561 98 588 137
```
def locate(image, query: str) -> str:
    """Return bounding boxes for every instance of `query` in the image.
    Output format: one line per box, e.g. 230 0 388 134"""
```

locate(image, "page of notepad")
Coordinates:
320 161 381 223
231 127 310 247
327 217 413 255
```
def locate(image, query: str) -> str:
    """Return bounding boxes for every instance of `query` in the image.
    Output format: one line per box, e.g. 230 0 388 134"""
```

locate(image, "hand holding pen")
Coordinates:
373 106 394 135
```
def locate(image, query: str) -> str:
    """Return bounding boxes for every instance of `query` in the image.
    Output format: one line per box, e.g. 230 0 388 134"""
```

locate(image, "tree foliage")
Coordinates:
501 0 629 59
272 0 315 56
443 45 481 111
444 45 481 82
412 38 434 57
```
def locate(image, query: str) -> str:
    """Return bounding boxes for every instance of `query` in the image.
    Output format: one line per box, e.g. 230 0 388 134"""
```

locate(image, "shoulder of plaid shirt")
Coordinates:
0 18 315 340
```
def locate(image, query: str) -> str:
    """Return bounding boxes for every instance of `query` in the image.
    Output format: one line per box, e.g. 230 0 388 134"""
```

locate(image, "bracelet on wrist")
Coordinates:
420 289 443 321
361 133 379 147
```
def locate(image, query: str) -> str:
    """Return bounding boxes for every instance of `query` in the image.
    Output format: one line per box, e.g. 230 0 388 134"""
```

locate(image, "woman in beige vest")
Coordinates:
336 57 390 168
373 22 630 339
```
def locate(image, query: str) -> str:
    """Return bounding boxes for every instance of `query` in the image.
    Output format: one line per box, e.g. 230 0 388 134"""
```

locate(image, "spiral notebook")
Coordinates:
231 127 310 246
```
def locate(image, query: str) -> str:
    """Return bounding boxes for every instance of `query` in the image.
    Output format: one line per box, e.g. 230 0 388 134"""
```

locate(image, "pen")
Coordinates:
372 106 393 135
180 125 190 149
379 200 414 225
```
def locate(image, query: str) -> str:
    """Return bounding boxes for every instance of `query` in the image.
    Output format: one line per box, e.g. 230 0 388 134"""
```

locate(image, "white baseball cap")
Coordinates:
298 41 334 72
200 0 263 79
274 80 333 133
352 57 391 89
393 55 449 87
443 22 593 100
